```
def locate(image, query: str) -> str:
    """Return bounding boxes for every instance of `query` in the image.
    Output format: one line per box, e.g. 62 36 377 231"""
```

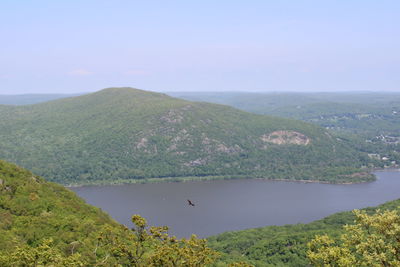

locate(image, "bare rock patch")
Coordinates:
261 130 310 145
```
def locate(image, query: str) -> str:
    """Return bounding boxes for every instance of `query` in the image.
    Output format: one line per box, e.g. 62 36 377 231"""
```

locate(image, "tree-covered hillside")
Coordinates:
0 160 222 266
208 198 400 267
0 159 120 264
0 87 373 185
171 91 400 168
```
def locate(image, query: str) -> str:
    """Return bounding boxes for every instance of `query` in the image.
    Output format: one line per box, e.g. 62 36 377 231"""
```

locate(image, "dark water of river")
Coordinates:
71 171 400 238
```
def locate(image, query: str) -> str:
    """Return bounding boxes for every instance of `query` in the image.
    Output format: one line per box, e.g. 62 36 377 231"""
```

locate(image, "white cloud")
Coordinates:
68 69 93 76
124 70 149 76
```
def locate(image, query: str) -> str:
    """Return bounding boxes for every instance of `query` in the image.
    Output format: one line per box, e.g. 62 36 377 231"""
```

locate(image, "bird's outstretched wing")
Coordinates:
187 199 195 206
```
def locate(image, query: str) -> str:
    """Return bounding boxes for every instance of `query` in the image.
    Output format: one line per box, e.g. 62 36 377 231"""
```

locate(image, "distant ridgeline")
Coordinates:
0 87 374 185
169 91 400 138
0 93 82 105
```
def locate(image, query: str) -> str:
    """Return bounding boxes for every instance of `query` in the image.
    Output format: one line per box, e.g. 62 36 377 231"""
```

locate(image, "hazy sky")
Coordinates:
1 1 399 94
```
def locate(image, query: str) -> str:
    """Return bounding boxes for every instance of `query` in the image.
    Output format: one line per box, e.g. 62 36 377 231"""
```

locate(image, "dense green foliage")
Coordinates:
208 199 400 266
308 209 400 266
172 91 400 168
0 159 117 255
0 88 372 185
0 160 223 266
0 159 121 264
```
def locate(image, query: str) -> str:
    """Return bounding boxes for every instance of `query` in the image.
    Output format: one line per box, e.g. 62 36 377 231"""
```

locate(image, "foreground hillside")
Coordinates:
0 159 119 263
0 160 222 266
208 198 400 266
0 87 372 185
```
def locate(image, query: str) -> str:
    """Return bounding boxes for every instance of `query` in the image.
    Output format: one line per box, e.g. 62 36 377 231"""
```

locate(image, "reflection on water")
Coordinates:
71 171 400 238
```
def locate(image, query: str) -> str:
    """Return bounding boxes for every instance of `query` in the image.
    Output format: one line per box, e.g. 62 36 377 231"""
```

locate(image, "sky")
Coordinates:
1 0 399 94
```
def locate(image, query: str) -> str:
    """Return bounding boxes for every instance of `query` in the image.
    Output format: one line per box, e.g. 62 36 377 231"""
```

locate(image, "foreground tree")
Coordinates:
97 214 221 266
307 209 400 266
0 214 226 266
0 238 85 266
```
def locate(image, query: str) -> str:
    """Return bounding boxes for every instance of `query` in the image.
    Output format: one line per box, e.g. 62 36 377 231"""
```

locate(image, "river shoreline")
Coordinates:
65 169 394 188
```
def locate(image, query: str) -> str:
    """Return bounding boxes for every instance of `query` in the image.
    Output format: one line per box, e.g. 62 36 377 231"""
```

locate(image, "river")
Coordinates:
71 170 400 238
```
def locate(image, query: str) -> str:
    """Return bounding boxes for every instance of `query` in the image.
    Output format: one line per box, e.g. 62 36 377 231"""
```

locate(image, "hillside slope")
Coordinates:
170 92 400 137
0 160 223 266
0 87 372 185
0 159 120 262
171 91 400 168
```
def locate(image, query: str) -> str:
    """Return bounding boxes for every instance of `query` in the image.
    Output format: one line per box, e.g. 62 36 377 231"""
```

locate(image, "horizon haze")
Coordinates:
1 1 399 94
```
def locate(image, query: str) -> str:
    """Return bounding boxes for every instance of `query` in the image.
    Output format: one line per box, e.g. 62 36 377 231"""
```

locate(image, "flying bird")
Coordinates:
187 199 195 207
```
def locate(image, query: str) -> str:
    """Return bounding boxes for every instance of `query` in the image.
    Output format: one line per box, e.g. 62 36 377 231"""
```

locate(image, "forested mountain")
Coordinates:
208 198 400 266
171 91 400 168
0 87 373 185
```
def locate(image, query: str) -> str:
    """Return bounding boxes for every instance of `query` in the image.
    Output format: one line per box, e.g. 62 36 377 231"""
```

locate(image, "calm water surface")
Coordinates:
72 171 400 238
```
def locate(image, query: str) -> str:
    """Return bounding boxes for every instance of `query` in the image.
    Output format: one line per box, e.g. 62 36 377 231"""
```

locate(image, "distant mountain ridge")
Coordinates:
170 91 400 138
0 93 83 105
0 87 372 185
